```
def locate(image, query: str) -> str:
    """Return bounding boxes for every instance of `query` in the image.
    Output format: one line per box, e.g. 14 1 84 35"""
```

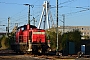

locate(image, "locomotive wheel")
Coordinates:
32 45 38 55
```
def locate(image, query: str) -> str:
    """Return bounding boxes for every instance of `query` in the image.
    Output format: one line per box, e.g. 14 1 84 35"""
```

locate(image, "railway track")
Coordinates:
0 49 56 60
0 49 90 60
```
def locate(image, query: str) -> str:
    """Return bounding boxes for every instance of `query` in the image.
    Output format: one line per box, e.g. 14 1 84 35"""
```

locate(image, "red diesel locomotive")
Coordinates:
11 24 50 54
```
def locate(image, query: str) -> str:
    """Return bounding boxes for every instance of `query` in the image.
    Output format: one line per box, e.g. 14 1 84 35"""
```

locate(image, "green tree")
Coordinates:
0 35 9 49
0 33 15 50
61 29 81 53
46 29 62 51
0 36 4 48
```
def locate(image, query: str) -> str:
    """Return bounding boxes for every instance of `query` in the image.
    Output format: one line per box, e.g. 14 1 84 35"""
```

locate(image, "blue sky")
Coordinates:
0 0 90 32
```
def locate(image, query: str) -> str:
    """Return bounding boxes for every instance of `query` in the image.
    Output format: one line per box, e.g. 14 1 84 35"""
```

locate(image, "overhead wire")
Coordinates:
0 1 29 32
57 0 90 26
0 2 23 5
59 0 76 5
10 7 27 18
30 0 44 26
0 1 42 28
0 1 43 32
0 2 27 22
1 0 90 30
66 9 90 16
58 0 90 16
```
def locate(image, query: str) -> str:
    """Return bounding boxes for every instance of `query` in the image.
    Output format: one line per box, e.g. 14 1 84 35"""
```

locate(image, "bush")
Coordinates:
0 35 10 49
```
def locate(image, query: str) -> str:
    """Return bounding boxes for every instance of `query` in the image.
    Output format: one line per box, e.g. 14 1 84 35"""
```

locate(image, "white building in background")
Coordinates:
58 26 90 39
